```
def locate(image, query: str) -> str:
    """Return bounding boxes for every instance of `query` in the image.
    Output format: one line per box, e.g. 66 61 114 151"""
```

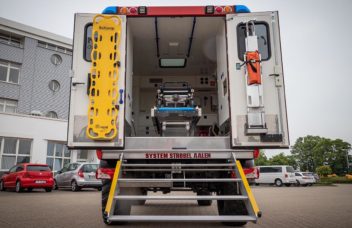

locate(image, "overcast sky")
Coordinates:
1 0 352 156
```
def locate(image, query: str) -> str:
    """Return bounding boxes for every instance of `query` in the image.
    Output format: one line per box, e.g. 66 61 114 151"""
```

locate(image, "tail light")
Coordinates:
285 173 288 178
78 169 84 178
23 172 30 178
253 149 260 159
96 150 103 160
96 168 115 179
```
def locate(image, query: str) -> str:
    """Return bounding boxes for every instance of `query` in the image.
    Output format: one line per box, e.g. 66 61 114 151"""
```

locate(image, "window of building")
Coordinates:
0 60 21 84
51 54 62 66
46 141 71 171
77 150 88 162
38 41 72 55
48 80 60 92
0 33 22 48
0 98 18 113
46 111 58 119
0 137 32 170
237 22 271 61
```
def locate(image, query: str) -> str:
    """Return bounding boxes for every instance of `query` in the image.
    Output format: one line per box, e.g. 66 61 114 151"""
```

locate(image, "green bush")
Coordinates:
320 177 352 184
316 165 332 177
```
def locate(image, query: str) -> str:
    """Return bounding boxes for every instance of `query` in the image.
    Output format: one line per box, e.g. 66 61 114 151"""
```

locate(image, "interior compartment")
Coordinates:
125 16 230 137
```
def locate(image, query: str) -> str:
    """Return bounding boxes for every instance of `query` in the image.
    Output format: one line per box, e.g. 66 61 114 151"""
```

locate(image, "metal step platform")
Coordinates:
104 152 262 224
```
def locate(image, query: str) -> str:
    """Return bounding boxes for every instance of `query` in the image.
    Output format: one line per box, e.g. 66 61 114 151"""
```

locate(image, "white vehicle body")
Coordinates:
256 165 296 186
65 5 290 224
295 172 316 186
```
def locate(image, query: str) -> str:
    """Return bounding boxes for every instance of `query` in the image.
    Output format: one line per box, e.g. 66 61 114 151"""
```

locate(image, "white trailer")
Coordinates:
67 5 289 226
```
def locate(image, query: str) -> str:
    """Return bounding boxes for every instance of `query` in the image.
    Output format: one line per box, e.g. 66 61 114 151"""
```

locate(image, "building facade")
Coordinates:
0 17 96 173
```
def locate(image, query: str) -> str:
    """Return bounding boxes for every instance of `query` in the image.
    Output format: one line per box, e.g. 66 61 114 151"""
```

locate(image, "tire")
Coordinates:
15 181 23 193
217 182 248 226
97 187 102 191
295 180 301 187
285 183 291 187
101 159 131 225
71 180 80 192
0 180 5 191
197 191 212 206
274 179 283 187
27 188 33 192
45 188 52 192
53 180 58 190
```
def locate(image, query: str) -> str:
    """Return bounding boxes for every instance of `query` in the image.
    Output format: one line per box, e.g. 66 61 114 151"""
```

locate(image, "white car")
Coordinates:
294 172 316 186
255 165 296 187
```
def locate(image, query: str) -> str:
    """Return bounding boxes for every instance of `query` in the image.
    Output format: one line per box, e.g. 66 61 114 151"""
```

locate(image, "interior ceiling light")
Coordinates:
169 42 179 47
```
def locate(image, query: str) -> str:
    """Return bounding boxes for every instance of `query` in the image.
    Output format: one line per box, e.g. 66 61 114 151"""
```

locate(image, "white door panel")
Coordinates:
67 13 127 149
226 12 289 148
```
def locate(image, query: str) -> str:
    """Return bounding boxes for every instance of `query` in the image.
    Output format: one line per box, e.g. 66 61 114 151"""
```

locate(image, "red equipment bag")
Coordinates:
246 51 261 85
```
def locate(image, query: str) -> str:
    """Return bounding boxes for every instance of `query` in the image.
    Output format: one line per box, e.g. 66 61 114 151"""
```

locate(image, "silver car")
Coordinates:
54 163 102 191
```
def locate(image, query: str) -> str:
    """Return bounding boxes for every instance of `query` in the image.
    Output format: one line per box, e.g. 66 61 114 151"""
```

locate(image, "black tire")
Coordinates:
45 188 52 192
101 159 131 225
53 180 58 190
15 181 23 193
0 180 5 191
97 187 102 191
217 182 248 226
274 179 283 187
27 188 33 192
197 191 212 206
285 183 291 187
71 180 80 192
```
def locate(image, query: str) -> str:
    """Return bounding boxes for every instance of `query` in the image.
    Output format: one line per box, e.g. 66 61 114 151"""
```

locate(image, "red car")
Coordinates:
0 163 54 192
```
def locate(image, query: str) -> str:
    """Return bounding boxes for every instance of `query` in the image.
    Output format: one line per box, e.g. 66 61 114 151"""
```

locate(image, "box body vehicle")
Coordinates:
54 163 102 191
255 165 296 186
294 172 316 186
66 5 289 224
0 163 54 192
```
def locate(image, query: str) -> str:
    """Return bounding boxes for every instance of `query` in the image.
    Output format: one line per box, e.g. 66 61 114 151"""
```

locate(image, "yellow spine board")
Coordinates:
87 15 122 140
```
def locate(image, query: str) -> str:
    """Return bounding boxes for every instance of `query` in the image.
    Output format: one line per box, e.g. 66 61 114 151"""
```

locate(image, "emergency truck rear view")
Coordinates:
67 5 289 226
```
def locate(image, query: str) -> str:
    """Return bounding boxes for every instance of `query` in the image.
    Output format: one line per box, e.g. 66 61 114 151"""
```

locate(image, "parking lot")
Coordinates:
0 185 351 228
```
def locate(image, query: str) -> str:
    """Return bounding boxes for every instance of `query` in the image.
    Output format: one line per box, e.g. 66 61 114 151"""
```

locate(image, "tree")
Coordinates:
255 151 269 166
291 135 351 175
269 153 298 169
316 165 332 177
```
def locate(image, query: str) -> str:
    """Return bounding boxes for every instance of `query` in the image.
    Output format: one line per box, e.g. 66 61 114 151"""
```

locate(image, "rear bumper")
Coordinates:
77 180 102 188
283 178 296 184
20 178 54 188
299 179 316 184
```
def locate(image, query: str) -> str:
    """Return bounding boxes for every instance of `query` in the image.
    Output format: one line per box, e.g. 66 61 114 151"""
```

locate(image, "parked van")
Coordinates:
256 165 296 186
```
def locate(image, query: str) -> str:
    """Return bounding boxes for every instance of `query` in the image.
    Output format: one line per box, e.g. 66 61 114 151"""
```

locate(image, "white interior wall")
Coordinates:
216 23 230 126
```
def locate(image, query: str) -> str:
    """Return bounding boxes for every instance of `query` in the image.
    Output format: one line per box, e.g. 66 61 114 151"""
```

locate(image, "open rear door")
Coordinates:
226 12 289 148
67 13 127 149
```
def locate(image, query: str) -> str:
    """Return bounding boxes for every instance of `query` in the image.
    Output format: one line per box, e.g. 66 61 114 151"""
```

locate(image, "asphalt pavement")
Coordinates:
0 185 351 228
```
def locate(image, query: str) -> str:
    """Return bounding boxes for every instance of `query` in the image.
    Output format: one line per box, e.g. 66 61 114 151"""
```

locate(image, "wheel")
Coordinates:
285 183 291 187
255 183 259 186
71 180 81 192
274 179 283 187
295 180 301 187
53 180 58 190
0 180 5 191
27 188 33 192
45 188 52 192
197 190 212 206
97 187 102 191
308 184 313 186
217 181 248 226
15 181 23 193
101 159 131 225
